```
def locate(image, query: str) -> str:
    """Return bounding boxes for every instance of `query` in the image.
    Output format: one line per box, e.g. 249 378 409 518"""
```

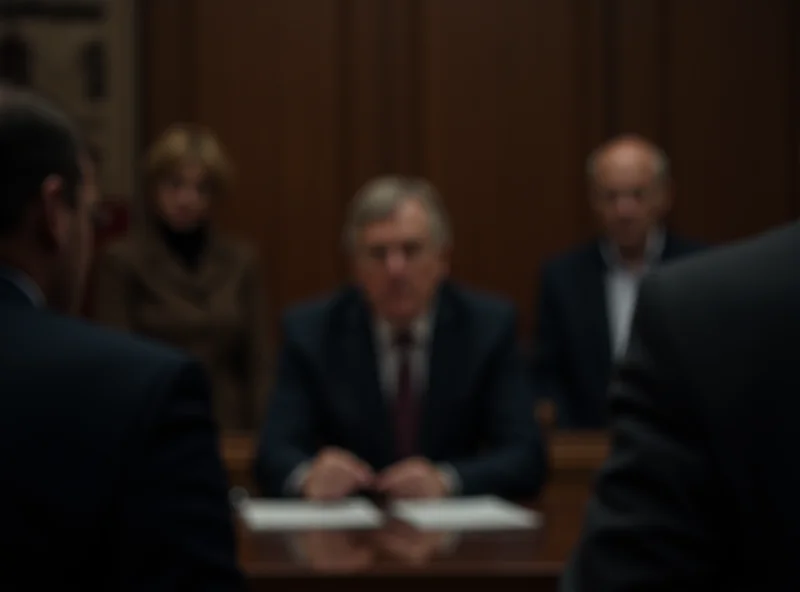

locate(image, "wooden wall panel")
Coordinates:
341 0 424 192
344 0 386 189
606 0 668 139
140 0 197 141
140 0 799 338
600 0 798 241
193 0 347 317
665 0 798 241
419 0 595 328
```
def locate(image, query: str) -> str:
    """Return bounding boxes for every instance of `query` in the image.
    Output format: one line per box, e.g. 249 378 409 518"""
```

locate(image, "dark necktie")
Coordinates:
393 331 417 459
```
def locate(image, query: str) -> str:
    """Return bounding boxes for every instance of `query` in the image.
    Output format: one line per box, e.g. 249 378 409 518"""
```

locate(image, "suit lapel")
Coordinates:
581 244 612 367
340 294 394 462
419 284 469 455
336 285 472 461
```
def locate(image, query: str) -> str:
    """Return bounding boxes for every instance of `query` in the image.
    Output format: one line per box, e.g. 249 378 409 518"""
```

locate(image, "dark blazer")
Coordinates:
561 222 800 591
532 232 703 428
0 276 243 591
92 230 271 431
255 281 546 499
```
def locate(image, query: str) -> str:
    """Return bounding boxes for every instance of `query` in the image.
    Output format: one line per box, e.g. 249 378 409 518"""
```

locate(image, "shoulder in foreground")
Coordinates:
49 311 189 369
647 222 800 302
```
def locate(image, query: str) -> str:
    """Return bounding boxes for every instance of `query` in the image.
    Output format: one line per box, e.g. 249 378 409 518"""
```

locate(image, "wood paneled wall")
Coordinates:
140 0 799 336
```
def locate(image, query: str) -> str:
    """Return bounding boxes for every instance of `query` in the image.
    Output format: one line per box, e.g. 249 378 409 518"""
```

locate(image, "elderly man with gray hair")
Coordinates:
532 135 704 429
255 175 546 500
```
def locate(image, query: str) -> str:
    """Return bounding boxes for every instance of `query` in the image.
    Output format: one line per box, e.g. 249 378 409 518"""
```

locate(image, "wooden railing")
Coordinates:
221 430 610 494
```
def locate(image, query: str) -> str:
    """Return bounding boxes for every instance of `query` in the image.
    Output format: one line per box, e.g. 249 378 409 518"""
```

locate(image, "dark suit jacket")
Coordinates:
255 282 546 498
561 222 800 591
92 230 271 430
0 276 243 591
532 232 703 428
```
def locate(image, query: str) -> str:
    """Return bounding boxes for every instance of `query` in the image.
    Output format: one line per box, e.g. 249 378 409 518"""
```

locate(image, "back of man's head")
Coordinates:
0 83 84 236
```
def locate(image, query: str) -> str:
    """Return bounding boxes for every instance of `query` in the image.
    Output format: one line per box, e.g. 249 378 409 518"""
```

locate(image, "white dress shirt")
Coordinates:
600 230 665 360
286 310 460 496
373 313 432 398
373 312 460 492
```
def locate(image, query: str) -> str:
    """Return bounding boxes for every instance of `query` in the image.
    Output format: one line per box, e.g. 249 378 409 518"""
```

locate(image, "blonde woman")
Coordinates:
92 124 270 430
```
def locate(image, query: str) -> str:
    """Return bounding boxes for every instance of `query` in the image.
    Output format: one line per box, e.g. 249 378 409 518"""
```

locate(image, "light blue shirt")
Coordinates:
600 230 665 360
0 265 45 307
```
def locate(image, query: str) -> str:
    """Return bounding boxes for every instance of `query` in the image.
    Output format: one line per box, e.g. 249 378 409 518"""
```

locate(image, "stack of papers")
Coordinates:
390 495 542 531
239 498 384 531
238 495 542 532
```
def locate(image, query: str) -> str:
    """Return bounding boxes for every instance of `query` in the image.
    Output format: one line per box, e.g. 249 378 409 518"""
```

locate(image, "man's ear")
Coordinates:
38 175 70 250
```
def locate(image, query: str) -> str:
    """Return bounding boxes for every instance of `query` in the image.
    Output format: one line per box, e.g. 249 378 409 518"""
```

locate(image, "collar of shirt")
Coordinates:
600 227 666 273
374 311 434 350
0 265 45 307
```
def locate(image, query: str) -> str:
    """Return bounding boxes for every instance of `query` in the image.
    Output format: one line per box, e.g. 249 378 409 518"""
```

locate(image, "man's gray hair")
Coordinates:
342 175 452 251
585 136 671 185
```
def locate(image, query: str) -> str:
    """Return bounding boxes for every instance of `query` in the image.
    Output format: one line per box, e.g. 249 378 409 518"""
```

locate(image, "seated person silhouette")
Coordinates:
0 85 242 590
562 221 800 591
255 175 546 500
92 124 270 430
532 135 703 428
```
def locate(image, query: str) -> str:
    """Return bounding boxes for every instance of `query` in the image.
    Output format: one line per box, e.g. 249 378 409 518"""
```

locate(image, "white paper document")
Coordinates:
238 498 384 531
390 496 542 531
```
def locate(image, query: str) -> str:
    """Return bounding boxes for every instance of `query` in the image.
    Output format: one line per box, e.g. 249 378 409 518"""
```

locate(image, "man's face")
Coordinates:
590 146 670 253
353 197 448 327
46 155 98 313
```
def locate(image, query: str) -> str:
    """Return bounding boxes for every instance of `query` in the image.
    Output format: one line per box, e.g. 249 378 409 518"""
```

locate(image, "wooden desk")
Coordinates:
239 481 590 591
222 432 257 492
222 431 610 590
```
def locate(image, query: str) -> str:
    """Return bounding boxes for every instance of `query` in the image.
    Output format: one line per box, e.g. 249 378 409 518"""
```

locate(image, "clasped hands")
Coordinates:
301 447 450 500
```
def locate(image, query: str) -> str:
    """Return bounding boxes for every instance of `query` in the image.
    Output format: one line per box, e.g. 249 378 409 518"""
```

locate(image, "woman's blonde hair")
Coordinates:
145 123 233 197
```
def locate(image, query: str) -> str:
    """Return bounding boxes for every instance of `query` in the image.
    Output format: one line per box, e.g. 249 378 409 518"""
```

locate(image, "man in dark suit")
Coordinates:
533 135 703 428
0 88 242 588
561 222 800 591
256 176 546 500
